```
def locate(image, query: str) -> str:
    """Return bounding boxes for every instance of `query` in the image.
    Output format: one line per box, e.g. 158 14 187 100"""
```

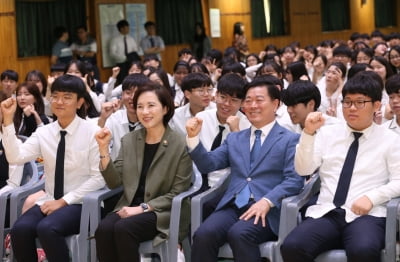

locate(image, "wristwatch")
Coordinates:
140 203 149 212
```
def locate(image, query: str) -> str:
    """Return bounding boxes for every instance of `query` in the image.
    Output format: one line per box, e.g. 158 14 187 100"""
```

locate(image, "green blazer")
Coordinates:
101 126 192 246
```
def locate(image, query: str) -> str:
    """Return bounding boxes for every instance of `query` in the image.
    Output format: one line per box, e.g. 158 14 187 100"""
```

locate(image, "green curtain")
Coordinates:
321 0 350 31
251 0 286 38
155 0 203 45
374 0 396 27
16 0 86 57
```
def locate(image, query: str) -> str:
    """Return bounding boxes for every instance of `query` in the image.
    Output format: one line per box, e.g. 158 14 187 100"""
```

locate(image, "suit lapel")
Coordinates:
136 129 146 176
250 123 283 172
240 128 252 171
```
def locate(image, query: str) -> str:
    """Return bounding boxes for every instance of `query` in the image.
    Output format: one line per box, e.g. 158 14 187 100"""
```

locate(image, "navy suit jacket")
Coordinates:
190 122 304 234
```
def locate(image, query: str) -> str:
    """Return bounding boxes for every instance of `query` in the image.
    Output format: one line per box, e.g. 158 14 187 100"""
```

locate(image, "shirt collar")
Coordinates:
345 122 374 140
251 120 276 137
56 115 80 136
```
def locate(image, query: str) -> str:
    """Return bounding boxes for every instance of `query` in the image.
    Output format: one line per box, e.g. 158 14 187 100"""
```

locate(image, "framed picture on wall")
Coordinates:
98 3 147 68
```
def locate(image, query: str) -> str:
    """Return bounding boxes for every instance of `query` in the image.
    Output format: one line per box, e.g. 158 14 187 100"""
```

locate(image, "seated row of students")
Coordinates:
2 66 400 261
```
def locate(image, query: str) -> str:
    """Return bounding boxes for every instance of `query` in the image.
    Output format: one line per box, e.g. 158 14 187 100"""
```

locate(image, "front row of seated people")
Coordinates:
0 71 400 261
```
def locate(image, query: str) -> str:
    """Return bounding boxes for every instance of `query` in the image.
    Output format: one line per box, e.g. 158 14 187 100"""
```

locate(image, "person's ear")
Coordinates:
76 97 85 109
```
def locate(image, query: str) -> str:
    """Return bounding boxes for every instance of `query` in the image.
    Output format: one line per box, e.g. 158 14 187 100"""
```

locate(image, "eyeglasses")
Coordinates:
342 100 372 109
50 94 75 104
192 87 213 96
216 94 242 105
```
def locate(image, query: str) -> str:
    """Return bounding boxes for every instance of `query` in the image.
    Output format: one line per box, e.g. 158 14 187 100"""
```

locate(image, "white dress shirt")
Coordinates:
109 33 142 64
279 113 342 134
170 102 216 135
295 122 400 222
384 116 400 135
105 109 142 160
2 116 105 205
195 109 250 187
0 133 24 195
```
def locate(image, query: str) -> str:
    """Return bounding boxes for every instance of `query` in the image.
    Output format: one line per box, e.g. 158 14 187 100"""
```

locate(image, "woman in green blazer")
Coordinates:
95 82 192 262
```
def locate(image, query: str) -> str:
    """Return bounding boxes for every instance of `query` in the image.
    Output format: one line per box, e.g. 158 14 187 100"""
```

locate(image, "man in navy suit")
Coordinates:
186 75 304 262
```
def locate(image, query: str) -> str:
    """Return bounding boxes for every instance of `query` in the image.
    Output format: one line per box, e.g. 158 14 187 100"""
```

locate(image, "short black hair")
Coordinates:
333 44 352 58
173 60 190 73
342 71 382 102
181 72 212 92
385 74 400 95
1 70 18 82
221 62 246 77
328 62 347 79
245 75 281 101
178 48 192 57
347 63 372 79
133 82 175 126
122 73 150 91
144 21 156 28
286 61 309 81
281 80 321 111
117 20 129 31
217 73 246 99
54 26 67 39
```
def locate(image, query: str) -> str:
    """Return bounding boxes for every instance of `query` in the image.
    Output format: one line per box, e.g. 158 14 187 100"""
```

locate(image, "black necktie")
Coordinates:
211 125 225 151
124 36 128 56
333 132 363 207
54 130 67 200
201 125 226 191
149 37 155 47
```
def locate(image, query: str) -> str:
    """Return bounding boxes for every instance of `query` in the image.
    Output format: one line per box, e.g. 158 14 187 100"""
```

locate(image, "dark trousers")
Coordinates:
281 208 386 262
11 204 82 262
95 211 158 262
191 201 277 262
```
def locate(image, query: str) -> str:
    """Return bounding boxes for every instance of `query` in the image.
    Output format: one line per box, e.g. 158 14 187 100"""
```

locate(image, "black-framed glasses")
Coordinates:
341 100 372 109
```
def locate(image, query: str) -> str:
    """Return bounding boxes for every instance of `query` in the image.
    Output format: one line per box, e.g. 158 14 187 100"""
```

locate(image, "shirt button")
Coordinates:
246 177 252 182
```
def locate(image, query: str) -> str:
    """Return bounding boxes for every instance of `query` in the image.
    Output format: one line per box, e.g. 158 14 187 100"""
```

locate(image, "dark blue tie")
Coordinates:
124 36 128 56
54 130 67 200
235 130 262 208
333 132 363 207
211 125 225 151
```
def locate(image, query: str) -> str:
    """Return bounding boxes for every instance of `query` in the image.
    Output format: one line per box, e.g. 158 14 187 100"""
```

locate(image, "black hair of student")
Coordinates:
385 74 400 95
333 44 353 58
347 63 372 79
190 62 210 75
51 75 87 119
133 82 175 127
64 60 96 92
342 71 382 102
282 45 297 56
233 22 244 35
312 54 328 66
181 72 212 92
173 60 190 73
370 56 395 81
1 70 18 82
144 21 156 28
130 60 144 72
281 80 321 110
217 73 246 99
223 47 240 61
352 48 373 63
147 69 173 97
262 53 282 65
256 60 284 79
286 61 310 81
54 26 67 39
371 30 385 39
25 70 47 97
329 62 347 79
122 73 150 92
319 39 335 48
245 75 281 101
50 63 66 73
349 32 361 42
117 20 129 31
245 53 261 67
206 49 223 67
387 32 400 41
304 45 318 57
14 82 46 134
264 44 278 53
221 62 246 77
76 24 87 32
178 48 192 57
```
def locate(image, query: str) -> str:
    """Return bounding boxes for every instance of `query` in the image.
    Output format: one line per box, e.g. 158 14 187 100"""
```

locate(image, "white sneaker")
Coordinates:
177 248 185 262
